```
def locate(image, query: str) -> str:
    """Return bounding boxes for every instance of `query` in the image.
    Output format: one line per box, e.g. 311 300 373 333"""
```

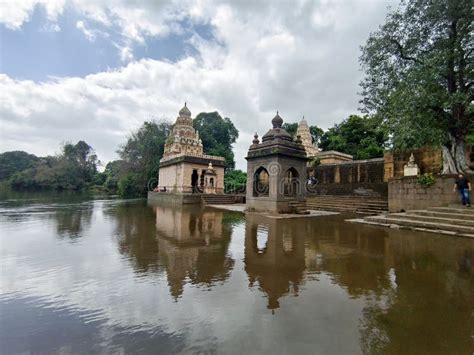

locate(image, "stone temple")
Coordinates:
296 117 319 158
246 112 308 213
157 103 225 194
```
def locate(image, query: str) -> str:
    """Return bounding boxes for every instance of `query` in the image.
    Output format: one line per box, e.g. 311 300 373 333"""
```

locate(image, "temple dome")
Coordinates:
272 112 283 128
179 102 191 117
262 111 293 142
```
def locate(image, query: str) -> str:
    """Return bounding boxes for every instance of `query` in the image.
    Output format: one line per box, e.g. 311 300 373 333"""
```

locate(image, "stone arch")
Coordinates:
253 166 269 197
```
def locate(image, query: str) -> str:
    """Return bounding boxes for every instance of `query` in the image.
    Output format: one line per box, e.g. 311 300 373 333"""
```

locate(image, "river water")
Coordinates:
0 196 473 354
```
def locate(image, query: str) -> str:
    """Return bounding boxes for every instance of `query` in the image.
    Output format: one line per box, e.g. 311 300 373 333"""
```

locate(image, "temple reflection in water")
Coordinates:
244 213 306 310
152 204 235 299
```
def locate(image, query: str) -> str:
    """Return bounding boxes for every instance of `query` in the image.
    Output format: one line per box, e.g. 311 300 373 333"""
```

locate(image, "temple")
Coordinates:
246 112 309 214
157 103 225 194
296 117 319 158
296 117 353 164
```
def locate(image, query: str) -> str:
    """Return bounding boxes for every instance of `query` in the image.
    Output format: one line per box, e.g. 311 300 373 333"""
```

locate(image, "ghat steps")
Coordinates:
201 194 236 205
287 199 310 214
360 206 474 238
306 195 388 215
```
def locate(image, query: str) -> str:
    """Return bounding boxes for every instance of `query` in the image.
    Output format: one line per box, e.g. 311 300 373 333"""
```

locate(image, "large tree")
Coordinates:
360 0 473 173
117 121 171 196
193 112 238 170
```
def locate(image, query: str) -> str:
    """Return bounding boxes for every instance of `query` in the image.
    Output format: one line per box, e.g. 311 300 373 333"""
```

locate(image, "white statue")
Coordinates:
404 153 420 176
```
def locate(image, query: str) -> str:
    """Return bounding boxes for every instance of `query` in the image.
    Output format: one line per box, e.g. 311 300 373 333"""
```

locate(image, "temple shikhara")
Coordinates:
157 103 225 194
296 117 319 158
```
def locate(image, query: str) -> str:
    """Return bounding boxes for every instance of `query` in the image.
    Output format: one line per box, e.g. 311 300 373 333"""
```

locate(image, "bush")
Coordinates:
416 173 436 188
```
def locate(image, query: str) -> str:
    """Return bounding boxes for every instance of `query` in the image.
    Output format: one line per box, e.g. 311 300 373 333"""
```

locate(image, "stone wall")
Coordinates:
388 175 466 212
310 158 387 196
384 146 443 180
158 162 224 193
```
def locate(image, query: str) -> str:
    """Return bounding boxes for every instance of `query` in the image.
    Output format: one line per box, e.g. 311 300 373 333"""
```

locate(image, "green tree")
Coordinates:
0 151 38 181
193 112 239 170
224 169 247 193
9 141 100 191
309 126 324 146
320 115 385 159
360 0 473 173
282 122 299 137
117 121 171 197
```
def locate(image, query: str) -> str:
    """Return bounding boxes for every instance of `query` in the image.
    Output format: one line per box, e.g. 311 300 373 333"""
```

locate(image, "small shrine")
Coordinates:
403 153 420 176
156 103 225 194
245 112 309 213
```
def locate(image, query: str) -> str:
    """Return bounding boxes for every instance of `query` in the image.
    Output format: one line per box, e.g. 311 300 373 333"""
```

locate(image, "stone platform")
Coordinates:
348 206 474 238
147 192 202 205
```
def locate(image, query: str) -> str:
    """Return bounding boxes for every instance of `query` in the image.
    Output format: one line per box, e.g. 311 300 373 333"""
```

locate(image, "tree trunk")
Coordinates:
442 134 474 175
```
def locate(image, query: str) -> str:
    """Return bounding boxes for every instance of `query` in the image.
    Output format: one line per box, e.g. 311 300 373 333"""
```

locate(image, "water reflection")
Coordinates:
106 201 160 273
151 204 235 299
0 197 473 354
245 214 306 310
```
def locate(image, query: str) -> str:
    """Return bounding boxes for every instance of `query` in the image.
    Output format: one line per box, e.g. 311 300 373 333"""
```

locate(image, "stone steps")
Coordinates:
397 212 474 227
364 215 474 236
430 206 474 215
407 210 474 221
288 199 310 214
306 195 388 215
201 195 236 205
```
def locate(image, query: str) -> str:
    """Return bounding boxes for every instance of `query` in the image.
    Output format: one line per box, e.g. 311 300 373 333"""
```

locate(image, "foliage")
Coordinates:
360 0 473 173
193 112 239 170
282 123 299 137
320 115 386 159
0 151 39 181
416 173 436 188
224 169 247 193
117 173 144 198
117 121 171 198
309 126 324 146
9 141 100 191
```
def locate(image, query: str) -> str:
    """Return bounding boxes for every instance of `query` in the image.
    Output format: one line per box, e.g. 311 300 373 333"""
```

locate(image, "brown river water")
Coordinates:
0 195 473 354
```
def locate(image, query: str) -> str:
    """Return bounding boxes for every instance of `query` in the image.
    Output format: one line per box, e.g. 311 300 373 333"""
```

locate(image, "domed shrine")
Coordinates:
157 103 225 195
246 112 309 213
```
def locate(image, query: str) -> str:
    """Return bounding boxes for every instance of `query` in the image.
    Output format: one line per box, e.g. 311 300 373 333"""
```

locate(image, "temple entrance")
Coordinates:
191 169 199 193
284 167 300 196
253 167 269 197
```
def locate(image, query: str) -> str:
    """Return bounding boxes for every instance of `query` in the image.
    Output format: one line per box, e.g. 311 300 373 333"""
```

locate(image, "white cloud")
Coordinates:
0 0 64 30
0 0 396 170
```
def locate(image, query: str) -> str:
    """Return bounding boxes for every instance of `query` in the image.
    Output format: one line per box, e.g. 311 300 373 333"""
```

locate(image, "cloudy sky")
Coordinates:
0 0 396 170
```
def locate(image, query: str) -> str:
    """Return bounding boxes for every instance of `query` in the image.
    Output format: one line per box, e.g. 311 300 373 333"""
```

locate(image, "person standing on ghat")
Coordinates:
453 173 472 207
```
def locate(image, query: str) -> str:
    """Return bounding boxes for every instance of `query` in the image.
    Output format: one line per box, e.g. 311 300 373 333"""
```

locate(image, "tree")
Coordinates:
309 126 324 146
360 0 473 173
193 112 239 170
117 121 171 197
0 151 38 181
9 141 100 191
320 115 386 159
282 122 299 137
224 169 247 193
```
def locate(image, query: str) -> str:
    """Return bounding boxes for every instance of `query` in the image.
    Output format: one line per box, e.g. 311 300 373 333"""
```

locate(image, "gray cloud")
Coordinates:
0 0 397 170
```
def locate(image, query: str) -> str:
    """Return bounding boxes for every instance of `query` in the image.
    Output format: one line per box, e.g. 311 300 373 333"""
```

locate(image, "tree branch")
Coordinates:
390 39 423 64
